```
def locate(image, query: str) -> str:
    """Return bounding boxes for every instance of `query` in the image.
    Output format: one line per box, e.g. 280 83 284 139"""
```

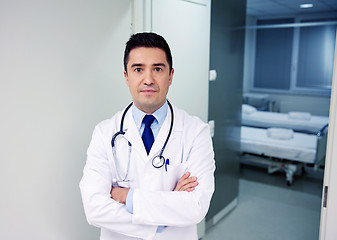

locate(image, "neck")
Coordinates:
135 102 166 115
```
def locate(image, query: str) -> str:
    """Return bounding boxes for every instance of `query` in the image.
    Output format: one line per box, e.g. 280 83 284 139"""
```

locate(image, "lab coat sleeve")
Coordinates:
132 122 216 226
79 124 157 239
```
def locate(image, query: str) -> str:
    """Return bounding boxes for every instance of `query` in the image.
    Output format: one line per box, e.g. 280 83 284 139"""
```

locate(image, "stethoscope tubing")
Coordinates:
158 100 173 159
111 100 174 181
111 102 133 148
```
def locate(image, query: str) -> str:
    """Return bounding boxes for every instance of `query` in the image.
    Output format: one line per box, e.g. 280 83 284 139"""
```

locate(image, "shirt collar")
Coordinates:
132 101 168 129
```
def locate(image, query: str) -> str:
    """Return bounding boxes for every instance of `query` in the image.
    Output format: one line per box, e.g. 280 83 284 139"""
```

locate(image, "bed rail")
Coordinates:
315 123 329 169
317 123 329 137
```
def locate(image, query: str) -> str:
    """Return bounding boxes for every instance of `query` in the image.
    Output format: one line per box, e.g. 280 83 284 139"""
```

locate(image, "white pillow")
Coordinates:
288 112 311 120
267 128 294 140
242 104 257 115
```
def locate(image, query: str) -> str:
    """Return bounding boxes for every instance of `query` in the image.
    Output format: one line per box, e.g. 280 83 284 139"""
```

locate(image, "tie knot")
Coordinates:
143 115 155 127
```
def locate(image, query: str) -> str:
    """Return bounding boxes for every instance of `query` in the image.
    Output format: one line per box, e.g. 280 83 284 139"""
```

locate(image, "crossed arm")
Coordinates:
81 121 215 238
110 172 198 204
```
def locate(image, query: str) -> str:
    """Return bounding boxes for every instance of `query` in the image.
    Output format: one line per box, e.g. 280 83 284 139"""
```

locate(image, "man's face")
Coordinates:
124 47 174 114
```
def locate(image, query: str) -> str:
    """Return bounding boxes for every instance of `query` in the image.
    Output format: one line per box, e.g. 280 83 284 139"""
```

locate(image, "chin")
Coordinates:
138 102 161 113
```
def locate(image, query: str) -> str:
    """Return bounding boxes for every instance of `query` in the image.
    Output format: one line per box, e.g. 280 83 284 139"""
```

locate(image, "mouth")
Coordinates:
142 90 156 92
140 89 157 93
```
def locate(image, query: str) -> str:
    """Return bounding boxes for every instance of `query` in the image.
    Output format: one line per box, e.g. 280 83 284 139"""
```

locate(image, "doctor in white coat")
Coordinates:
80 32 215 240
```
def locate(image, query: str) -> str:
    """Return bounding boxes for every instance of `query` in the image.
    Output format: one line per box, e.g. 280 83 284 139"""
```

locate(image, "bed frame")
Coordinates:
240 124 328 185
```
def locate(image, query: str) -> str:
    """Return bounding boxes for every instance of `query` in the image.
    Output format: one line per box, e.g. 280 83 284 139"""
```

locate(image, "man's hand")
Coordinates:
111 172 197 203
110 187 129 204
174 172 198 192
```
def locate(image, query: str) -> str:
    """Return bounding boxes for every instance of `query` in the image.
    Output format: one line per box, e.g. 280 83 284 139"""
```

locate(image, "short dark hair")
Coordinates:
123 32 173 73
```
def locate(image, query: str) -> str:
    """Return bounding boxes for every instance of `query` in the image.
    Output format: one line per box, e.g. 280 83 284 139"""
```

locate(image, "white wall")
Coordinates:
268 93 331 116
0 1 132 239
152 0 211 122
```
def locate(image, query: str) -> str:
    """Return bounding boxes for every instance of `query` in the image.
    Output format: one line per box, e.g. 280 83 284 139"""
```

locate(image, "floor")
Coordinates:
203 164 324 240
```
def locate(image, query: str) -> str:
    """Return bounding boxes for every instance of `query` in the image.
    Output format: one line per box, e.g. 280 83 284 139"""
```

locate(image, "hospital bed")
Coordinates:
242 104 329 134
240 104 328 185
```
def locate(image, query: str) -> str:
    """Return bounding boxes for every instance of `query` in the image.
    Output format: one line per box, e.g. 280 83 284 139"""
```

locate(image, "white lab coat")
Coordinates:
80 104 215 240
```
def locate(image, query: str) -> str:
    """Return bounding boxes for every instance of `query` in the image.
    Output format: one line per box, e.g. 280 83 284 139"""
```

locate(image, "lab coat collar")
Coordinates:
123 108 148 160
123 104 182 164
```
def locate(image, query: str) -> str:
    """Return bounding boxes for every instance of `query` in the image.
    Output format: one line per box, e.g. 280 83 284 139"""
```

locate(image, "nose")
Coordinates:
143 69 155 85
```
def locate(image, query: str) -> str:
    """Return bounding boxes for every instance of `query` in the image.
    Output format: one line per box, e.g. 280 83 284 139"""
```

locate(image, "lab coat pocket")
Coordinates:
163 163 187 191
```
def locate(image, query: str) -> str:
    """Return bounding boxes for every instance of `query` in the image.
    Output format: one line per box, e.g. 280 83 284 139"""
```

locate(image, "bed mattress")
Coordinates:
240 126 317 163
242 111 328 134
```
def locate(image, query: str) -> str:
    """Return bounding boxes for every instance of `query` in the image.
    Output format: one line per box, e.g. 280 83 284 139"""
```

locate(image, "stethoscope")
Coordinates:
111 100 174 186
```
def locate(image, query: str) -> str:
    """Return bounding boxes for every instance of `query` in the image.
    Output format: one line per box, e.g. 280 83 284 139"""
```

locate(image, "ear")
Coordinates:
169 68 174 86
124 71 129 86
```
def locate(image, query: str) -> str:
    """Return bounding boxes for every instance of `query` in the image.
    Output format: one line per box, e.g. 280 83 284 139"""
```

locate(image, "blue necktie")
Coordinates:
142 115 155 154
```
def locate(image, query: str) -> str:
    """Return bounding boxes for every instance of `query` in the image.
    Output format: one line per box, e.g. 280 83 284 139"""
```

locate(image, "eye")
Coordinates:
154 67 163 72
134 68 142 72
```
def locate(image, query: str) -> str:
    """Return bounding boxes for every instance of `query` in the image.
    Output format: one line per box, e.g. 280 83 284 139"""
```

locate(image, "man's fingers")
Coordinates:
179 180 198 191
179 177 197 188
174 172 198 191
180 172 191 181
110 187 129 204
186 187 195 192
174 172 191 191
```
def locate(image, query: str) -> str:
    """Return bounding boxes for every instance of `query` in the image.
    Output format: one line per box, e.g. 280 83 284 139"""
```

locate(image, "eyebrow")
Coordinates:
130 63 144 68
153 63 166 68
130 63 167 68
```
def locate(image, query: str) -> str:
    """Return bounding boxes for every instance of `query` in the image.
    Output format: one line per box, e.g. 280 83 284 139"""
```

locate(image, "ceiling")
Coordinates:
247 0 337 17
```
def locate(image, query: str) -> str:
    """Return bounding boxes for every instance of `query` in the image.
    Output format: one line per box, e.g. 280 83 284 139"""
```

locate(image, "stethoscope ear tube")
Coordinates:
111 131 123 147
159 100 174 157
120 102 133 131
111 102 133 148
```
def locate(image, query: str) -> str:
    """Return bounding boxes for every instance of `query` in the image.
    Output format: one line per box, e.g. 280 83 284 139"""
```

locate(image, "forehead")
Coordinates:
127 47 168 65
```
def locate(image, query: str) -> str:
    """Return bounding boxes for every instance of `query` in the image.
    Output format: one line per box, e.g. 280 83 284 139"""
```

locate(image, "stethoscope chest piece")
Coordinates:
152 155 165 168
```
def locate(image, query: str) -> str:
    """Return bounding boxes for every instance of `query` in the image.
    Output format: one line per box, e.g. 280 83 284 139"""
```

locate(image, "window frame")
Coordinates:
250 13 337 97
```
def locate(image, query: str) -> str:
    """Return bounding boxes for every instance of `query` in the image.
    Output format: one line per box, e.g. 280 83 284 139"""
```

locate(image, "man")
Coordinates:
80 32 215 240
